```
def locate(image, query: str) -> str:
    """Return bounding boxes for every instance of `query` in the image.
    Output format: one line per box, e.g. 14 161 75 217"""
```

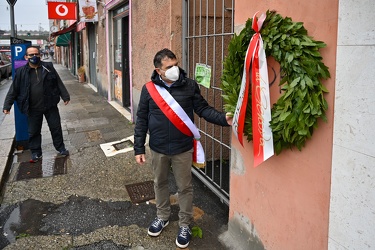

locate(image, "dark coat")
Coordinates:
3 61 70 115
134 68 229 156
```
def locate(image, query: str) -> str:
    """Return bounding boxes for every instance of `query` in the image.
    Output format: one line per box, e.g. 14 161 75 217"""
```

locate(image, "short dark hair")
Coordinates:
153 48 176 68
26 46 40 55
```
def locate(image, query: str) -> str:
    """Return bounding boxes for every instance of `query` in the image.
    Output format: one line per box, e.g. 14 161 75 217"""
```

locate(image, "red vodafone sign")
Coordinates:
48 2 77 20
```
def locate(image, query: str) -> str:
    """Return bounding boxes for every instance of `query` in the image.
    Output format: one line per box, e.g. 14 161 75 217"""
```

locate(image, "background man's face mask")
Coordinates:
164 66 180 82
28 55 41 65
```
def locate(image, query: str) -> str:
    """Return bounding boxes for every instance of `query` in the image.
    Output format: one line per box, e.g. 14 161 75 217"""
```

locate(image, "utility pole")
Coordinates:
6 0 17 37
6 0 30 150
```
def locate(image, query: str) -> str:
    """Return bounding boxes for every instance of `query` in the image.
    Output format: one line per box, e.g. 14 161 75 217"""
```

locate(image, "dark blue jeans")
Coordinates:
28 106 65 155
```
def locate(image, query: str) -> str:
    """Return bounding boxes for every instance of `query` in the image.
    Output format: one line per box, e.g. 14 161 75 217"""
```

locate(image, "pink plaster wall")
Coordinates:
131 0 183 92
229 1 338 249
96 4 108 94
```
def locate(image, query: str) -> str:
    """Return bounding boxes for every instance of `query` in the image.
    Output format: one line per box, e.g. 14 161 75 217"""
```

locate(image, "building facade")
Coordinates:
51 0 374 249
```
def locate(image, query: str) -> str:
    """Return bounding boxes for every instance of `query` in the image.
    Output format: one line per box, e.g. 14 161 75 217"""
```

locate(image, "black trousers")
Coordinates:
28 106 65 155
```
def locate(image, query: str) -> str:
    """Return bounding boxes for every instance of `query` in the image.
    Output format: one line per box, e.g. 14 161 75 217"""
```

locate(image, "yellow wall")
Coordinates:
228 1 338 249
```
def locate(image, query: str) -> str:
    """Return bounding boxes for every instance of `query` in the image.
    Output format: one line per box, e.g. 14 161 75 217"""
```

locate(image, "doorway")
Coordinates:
87 23 97 88
113 6 130 108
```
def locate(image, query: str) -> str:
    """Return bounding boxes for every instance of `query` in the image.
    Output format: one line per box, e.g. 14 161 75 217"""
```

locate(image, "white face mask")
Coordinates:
164 66 180 82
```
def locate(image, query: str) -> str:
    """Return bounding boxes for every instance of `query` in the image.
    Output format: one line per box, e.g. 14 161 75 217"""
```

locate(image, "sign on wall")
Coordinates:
79 0 98 22
195 63 212 88
48 2 77 20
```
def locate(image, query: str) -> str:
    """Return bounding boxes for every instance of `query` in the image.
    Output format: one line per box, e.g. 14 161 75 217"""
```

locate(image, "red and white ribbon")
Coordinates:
146 82 206 168
232 12 274 167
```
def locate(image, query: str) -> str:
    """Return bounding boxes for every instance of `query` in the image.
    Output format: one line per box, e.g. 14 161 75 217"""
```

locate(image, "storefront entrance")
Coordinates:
87 23 97 88
113 5 130 108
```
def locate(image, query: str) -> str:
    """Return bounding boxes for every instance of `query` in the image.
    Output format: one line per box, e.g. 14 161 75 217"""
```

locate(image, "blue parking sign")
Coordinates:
11 37 31 148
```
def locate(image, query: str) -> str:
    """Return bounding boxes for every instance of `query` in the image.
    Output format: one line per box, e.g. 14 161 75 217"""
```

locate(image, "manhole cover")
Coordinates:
16 156 68 181
113 140 133 150
125 181 155 204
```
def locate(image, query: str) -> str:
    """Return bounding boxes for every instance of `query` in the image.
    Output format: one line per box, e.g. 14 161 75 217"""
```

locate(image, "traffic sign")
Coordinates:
6 0 17 6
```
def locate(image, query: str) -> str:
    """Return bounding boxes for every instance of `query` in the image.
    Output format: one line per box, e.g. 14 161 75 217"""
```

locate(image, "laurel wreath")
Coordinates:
221 10 330 154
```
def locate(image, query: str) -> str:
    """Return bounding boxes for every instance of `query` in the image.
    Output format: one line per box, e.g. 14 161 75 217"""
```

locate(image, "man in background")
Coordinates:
3 46 70 162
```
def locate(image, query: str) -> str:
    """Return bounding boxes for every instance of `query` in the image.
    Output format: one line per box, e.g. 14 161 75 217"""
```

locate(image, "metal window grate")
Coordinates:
183 0 234 205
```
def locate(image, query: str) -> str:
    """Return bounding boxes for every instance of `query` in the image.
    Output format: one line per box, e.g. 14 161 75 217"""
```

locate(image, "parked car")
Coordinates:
0 52 12 78
4 51 11 62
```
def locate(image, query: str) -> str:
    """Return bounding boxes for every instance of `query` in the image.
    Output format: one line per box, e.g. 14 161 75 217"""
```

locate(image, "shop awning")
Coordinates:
50 22 77 38
56 33 71 47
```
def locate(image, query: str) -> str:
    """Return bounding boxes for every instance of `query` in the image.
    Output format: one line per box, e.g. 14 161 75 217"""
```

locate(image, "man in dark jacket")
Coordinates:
134 48 232 248
3 46 70 163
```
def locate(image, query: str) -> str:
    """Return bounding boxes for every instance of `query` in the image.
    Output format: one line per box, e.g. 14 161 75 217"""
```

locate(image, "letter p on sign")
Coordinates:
14 46 23 57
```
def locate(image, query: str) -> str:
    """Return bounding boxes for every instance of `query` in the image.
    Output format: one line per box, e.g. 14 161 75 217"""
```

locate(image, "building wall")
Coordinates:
81 28 89 81
222 1 339 249
96 3 109 97
329 0 375 249
130 0 183 118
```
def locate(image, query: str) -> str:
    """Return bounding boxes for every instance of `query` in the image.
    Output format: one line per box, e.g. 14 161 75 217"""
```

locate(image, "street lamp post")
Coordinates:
6 0 31 150
6 0 17 37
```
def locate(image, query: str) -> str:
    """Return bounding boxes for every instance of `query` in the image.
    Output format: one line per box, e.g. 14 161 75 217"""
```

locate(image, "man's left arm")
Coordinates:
192 80 231 126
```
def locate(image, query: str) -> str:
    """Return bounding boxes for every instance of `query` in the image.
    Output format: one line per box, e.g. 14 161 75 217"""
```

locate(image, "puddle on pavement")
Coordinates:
0 199 56 247
0 196 170 249
15 156 67 181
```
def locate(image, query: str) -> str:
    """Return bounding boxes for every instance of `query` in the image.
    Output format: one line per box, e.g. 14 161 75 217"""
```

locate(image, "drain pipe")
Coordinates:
104 2 112 101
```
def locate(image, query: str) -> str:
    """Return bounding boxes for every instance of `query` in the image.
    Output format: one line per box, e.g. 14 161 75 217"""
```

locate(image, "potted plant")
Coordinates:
78 66 85 83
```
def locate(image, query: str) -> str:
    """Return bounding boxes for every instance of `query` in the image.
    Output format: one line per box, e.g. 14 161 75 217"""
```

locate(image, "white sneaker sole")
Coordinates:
175 238 190 249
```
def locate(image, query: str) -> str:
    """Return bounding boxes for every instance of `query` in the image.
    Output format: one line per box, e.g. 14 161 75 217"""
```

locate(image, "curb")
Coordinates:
0 108 15 192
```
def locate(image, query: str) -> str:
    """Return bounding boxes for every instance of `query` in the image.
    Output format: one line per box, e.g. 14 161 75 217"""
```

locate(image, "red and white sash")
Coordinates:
232 12 274 167
146 82 205 168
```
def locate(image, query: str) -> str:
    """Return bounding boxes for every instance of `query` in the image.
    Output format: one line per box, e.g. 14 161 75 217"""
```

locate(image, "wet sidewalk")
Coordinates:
0 60 229 249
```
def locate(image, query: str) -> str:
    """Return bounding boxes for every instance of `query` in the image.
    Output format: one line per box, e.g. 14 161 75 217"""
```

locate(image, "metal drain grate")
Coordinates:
16 156 68 181
125 181 155 204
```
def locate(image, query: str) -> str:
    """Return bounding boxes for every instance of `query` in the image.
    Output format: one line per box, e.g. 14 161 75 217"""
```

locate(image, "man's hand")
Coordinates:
225 112 233 126
3 110 10 115
135 154 146 165
64 101 70 105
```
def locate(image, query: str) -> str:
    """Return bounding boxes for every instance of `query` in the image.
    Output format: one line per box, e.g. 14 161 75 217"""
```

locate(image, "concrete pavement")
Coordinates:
0 59 230 249
0 77 14 192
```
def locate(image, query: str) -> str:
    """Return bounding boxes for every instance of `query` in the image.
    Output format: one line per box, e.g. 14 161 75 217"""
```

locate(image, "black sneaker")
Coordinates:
59 149 70 156
147 218 169 237
30 153 42 163
175 226 192 248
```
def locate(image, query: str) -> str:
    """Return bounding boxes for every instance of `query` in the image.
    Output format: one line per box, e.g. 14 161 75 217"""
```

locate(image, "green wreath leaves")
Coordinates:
221 10 330 154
